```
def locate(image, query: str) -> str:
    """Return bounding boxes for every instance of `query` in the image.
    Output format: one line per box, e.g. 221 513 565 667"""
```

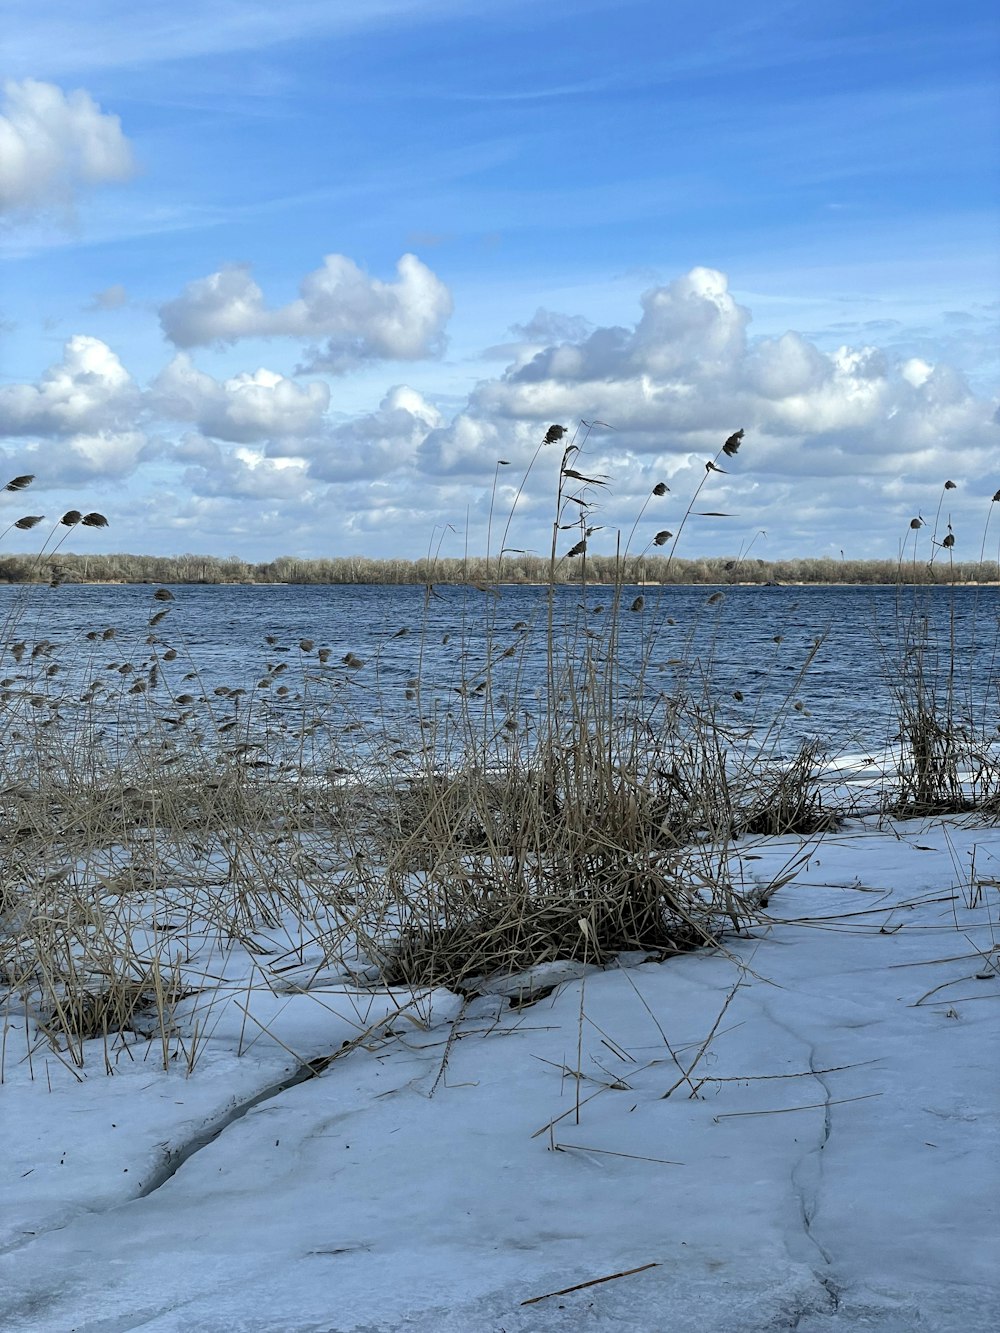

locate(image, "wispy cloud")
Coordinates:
4 1 524 78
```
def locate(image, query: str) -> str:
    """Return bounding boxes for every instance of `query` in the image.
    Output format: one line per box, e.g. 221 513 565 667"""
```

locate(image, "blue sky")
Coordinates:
1 0 998 563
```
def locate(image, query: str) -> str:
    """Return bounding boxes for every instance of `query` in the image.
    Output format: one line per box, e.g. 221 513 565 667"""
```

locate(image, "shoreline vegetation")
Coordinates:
1 550 999 586
3 437 999 1058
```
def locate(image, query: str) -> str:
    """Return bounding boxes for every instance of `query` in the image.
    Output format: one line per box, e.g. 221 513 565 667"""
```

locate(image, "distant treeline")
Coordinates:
1 552 997 587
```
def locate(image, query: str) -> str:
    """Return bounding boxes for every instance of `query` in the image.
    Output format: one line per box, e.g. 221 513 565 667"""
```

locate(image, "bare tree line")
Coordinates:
0 551 996 587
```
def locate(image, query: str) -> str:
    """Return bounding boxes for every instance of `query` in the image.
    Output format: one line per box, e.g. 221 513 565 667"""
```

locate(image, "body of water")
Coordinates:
1 581 996 765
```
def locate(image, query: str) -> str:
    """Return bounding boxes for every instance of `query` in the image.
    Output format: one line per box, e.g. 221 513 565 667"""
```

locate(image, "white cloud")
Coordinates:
900 357 934 389
151 355 330 442
449 269 992 469
0 335 139 436
633 266 751 378
744 332 828 400
57 429 150 478
2 270 995 561
286 384 443 481
159 267 268 348
413 267 998 562
171 384 443 501
419 412 542 478
510 267 750 387
1 429 151 483
509 307 593 344
183 442 312 502
0 334 150 484
0 79 135 215
158 253 453 371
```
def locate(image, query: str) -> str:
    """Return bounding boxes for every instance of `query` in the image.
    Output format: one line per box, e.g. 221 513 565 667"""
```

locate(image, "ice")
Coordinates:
3 816 998 1332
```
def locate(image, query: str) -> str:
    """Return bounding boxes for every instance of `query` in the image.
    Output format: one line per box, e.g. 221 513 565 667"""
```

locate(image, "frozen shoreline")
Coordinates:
3 815 999 1332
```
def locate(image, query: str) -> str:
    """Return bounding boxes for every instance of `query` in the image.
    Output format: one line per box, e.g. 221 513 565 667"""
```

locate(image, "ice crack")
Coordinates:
764 1006 842 1316
137 1053 332 1198
1 1054 334 1259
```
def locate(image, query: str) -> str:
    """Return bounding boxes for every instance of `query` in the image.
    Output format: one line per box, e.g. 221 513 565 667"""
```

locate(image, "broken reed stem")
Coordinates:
521 1262 661 1306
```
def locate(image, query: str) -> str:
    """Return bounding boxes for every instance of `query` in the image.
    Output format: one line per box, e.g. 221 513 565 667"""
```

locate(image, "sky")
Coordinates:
1 0 998 564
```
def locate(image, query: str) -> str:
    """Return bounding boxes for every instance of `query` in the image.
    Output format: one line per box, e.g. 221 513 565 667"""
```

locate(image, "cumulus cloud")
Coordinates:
4 268 995 561
509 307 592 344
0 79 135 215
416 266 997 565
280 384 443 482
54 429 151 479
151 355 330 442
182 440 311 502
0 335 139 436
0 429 153 484
0 335 152 483
419 411 542 479
158 253 453 371
437 268 992 467
510 268 750 388
166 383 443 501
483 307 594 364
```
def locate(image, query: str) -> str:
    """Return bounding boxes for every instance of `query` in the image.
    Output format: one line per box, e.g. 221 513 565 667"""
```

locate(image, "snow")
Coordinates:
3 817 998 1332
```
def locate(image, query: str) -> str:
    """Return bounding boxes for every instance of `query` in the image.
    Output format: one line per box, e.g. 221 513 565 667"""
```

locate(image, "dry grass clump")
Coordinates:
346 428 770 989
893 701 964 814
2 858 193 1068
366 712 829 990
0 517 370 1063
1 737 359 1066
881 482 1000 815
739 739 839 836
369 749 734 990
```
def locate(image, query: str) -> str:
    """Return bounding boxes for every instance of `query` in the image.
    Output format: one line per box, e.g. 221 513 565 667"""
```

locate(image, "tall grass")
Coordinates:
881 483 1000 815
4 454 995 1072
348 425 831 988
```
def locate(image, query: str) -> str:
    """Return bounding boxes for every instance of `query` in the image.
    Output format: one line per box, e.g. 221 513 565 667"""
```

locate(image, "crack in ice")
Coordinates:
764 1005 842 1320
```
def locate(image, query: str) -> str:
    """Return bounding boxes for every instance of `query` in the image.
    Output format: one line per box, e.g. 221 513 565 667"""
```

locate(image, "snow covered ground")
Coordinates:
3 816 998 1332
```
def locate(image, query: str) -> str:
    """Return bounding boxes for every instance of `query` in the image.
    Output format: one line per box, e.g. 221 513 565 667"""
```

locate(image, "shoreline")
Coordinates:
2 578 999 590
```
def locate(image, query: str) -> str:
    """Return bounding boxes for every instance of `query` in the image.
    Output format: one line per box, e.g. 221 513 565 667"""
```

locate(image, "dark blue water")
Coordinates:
1 581 996 762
